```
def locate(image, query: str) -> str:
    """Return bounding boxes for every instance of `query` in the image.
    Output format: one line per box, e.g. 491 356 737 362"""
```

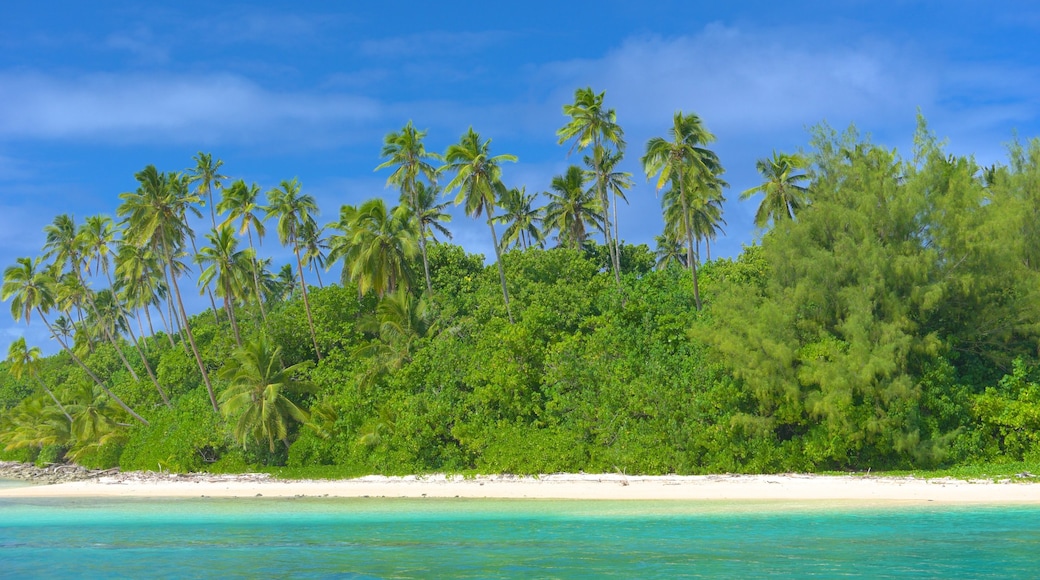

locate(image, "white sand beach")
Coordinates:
2 472 1040 503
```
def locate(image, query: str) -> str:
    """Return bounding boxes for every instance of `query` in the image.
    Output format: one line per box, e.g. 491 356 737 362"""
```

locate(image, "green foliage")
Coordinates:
120 388 226 473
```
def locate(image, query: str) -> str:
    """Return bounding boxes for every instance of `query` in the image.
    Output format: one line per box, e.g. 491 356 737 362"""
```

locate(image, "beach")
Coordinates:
2 469 1040 503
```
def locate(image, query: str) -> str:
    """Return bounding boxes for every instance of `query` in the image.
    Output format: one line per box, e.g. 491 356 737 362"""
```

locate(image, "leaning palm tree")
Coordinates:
118 165 217 412
187 152 227 230
376 121 443 295
218 179 269 323
642 112 723 311
494 186 542 251
543 165 603 249
218 334 316 452
557 87 626 284
441 128 518 323
265 178 322 360
7 337 73 422
79 214 170 407
740 151 810 228
2 256 148 425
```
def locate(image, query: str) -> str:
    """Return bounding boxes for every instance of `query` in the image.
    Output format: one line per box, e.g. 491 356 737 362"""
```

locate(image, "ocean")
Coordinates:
1 497 1038 578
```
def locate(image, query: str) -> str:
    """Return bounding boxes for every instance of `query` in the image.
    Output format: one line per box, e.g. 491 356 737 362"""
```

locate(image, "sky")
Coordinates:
2 1 1039 354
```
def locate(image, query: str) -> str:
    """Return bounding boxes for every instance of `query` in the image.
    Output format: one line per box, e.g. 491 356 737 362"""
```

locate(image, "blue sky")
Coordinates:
2 1 1039 354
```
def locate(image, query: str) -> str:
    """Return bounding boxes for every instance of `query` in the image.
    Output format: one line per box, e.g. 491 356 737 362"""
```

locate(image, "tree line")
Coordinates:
2 93 1034 476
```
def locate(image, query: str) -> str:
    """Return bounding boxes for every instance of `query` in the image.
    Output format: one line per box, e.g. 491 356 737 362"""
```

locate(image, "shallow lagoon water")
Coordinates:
2 497 1039 578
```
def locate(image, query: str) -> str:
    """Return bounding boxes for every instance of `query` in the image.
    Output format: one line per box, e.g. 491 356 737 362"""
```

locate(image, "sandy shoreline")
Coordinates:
3 471 1040 503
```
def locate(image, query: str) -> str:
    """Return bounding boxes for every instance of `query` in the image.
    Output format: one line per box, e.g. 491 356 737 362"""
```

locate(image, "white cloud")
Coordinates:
358 31 506 60
0 72 382 144
539 25 938 137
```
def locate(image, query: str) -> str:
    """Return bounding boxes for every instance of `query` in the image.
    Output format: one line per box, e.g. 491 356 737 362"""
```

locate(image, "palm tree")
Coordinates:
413 182 453 243
118 165 217 412
2 256 148 425
662 172 727 264
79 215 169 407
218 335 316 452
299 220 329 289
355 288 436 384
740 151 810 228
266 178 322 360
187 152 226 230
588 148 633 255
642 112 723 311
218 179 269 323
376 121 443 295
557 87 625 284
495 186 542 250
543 165 603 249
328 199 418 298
441 128 518 323
114 243 173 348
273 263 297 303
197 225 253 346
7 337 73 422
654 233 687 270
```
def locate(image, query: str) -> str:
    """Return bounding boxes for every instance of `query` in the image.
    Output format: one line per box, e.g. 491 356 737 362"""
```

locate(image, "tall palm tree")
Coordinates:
218 179 269 323
328 199 418 298
197 225 253 346
118 165 217 412
588 148 633 255
494 186 542 250
543 165 603 249
2 256 148 425
557 87 625 284
218 334 316 452
642 112 723 311
7 337 73 422
266 178 322 360
740 151 810 228
376 121 443 295
187 152 227 230
441 128 518 323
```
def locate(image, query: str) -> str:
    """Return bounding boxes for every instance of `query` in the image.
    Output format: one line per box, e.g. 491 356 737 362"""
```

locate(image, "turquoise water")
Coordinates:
2 498 1039 578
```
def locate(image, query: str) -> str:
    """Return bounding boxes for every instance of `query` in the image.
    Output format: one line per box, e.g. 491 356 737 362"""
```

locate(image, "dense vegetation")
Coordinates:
3 91 1040 476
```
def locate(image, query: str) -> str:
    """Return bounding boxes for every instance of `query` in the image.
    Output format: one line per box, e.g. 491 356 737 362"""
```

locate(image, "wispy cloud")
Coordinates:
0 72 383 144
539 25 938 137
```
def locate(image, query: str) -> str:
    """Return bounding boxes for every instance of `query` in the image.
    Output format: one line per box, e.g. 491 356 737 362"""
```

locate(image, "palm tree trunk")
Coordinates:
419 228 434 296
612 189 622 271
594 145 621 286
224 292 242 346
163 240 218 412
35 375 73 423
294 246 323 361
487 214 514 324
38 308 149 425
679 180 702 311
246 230 268 324
106 270 170 407
79 287 141 383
